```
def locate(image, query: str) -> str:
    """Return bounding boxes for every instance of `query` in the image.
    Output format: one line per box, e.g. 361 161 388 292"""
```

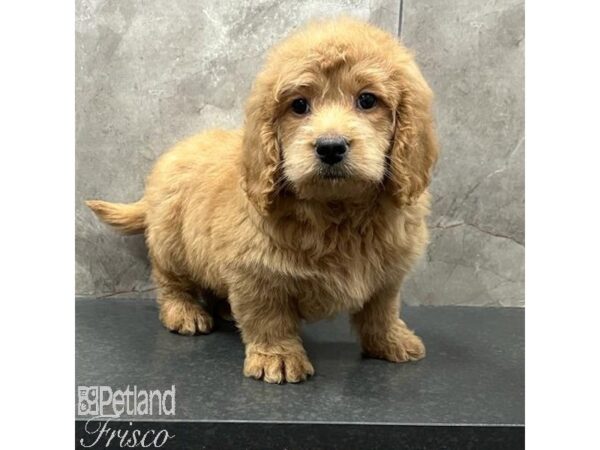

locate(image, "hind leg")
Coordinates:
152 268 213 335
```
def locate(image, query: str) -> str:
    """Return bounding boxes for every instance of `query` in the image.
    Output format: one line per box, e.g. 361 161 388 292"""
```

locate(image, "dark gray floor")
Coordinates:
76 298 523 423
76 298 524 449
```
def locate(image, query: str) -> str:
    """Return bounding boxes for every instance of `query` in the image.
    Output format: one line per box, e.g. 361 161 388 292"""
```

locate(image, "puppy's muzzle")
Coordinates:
315 136 348 165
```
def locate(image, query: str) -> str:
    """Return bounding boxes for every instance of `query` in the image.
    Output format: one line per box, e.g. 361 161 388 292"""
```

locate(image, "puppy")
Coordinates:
87 18 438 383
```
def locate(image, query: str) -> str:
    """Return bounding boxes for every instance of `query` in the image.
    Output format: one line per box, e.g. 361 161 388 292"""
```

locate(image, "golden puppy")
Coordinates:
87 18 438 383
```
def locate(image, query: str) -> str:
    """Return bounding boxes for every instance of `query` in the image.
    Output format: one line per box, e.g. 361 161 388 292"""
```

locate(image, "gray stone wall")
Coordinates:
76 0 524 306
401 0 524 306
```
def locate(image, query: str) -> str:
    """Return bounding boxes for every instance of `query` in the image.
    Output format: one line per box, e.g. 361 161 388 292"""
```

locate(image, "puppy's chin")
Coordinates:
288 170 379 202
317 164 349 180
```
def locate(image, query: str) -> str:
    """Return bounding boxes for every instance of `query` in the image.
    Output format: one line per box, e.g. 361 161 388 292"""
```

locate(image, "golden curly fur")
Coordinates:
86 18 438 383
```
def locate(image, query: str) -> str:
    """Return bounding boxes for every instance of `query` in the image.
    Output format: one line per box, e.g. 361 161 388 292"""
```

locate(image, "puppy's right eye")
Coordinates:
291 98 310 115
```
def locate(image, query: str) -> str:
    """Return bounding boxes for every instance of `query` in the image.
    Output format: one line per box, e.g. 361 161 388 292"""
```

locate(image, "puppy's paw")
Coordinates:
362 325 426 363
160 301 213 336
243 349 315 384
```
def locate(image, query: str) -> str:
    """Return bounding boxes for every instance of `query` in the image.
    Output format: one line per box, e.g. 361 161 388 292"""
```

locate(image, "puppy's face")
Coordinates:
242 19 438 213
277 66 394 201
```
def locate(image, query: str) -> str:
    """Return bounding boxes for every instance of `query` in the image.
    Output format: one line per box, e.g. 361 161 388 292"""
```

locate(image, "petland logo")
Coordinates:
77 385 176 448
77 385 176 418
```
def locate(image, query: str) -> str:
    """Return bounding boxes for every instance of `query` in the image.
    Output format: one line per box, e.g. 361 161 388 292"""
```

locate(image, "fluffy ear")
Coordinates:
387 61 439 207
240 76 281 216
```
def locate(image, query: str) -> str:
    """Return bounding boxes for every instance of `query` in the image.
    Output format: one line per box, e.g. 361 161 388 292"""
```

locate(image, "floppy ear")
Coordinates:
387 62 439 207
240 76 281 216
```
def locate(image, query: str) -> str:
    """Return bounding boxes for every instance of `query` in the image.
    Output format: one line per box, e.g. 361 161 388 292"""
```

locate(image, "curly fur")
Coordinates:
87 18 438 383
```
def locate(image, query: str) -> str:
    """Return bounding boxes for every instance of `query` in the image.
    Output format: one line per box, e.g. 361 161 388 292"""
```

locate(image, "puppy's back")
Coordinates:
87 129 243 236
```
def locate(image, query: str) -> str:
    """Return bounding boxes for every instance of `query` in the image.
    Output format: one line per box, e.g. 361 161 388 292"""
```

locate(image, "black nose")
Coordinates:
315 136 348 165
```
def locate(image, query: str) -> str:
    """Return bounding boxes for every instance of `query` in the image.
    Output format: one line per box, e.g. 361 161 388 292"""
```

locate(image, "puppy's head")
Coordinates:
242 18 438 214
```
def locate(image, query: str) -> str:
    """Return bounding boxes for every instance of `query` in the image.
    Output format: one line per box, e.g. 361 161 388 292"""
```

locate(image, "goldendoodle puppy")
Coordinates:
87 18 438 383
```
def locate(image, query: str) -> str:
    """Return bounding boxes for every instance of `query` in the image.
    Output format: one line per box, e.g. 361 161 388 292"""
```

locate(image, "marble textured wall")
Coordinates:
401 0 524 306
76 0 524 306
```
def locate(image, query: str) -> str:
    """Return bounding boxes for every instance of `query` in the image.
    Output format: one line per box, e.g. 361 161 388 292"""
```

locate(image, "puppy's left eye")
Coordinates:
357 93 377 110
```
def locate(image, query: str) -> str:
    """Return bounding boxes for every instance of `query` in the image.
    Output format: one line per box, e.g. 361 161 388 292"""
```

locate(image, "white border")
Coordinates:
527 1 600 448
0 1 74 448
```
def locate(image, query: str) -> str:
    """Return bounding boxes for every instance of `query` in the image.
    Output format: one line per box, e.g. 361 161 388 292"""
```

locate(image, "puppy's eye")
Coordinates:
357 93 377 110
291 98 310 115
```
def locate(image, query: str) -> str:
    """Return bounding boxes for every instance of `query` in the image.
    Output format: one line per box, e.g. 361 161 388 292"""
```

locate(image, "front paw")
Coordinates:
362 325 426 363
243 346 315 384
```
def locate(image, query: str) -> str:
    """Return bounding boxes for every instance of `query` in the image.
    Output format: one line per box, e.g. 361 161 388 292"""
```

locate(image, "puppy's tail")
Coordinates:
85 199 147 235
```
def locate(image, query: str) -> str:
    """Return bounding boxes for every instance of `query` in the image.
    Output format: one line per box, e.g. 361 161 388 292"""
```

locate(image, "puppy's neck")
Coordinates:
275 192 384 230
